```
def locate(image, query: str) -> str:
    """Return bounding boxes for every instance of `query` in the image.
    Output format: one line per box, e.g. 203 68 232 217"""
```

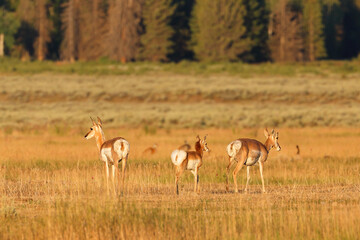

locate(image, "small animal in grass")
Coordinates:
296 145 300 155
178 140 191 151
171 135 209 195
84 117 130 196
226 129 281 193
142 144 158 155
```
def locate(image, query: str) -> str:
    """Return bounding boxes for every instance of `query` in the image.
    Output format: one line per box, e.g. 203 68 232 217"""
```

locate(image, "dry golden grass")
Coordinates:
1 127 360 239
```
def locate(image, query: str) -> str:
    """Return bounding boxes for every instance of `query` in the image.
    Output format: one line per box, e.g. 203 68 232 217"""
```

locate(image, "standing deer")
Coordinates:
178 140 191 151
84 117 130 195
171 136 209 195
226 129 281 193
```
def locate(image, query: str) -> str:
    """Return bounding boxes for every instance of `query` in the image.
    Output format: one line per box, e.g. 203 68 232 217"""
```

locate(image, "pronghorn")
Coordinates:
171 136 209 195
178 140 191 151
226 129 281 193
142 144 158 155
84 117 130 195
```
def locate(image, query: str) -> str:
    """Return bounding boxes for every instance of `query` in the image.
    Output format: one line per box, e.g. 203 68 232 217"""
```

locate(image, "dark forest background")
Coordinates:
0 0 360 62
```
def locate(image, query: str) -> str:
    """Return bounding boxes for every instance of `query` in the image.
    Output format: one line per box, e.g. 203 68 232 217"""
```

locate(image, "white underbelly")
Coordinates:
101 148 113 163
245 157 259 166
187 160 200 170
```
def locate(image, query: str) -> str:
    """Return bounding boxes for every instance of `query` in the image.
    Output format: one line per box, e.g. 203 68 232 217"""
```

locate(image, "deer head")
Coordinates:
264 128 281 151
200 135 210 152
84 117 103 140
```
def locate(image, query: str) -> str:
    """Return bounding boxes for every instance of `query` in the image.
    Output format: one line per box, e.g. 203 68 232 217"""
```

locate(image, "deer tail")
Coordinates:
171 150 187 166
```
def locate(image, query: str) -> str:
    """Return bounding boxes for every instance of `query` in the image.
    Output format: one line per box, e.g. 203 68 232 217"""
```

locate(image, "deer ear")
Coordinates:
90 117 96 126
271 129 275 135
264 128 270 138
97 117 102 127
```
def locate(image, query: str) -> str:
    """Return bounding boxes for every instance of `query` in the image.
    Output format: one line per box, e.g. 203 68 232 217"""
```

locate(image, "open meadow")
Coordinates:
1 61 360 239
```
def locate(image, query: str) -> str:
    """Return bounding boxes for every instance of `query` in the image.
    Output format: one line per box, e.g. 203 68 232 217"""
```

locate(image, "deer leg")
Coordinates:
113 160 120 196
175 166 185 195
244 166 251 193
105 160 110 195
196 166 200 193
226 157 236 192
116 160 121 196
233 155 246 193
259 161 266 193
197 175 200 193
121 155 127 195
111 164 116 196
191 168 199 193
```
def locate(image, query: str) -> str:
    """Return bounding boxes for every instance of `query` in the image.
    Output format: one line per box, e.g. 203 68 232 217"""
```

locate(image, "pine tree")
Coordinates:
268 0 305 62
169 0 194 61
15 0 37 59
243 0 269 62
303 0 326 61
322 0 342 59
0 8 20 56
107 0 143 62
35 0 51 60
140 0 175 61
61 0 78 61
191 0 251 61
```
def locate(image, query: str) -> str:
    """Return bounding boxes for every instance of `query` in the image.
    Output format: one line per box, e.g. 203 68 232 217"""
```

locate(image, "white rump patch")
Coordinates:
114 139 130 159
227 140 242 158
171 150 187 166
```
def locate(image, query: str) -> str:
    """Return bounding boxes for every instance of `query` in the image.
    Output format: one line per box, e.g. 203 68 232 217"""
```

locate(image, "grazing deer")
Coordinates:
84 117 130 195
226 129 281 193
171 136 209 195
142 144 158 155
178 140 191 151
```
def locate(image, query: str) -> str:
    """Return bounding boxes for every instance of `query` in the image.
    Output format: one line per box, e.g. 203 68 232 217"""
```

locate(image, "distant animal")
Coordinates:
178 140 191 151
226 129 281 193
171 136 209 195
84 117 130 195
142 144 158 155
296 145 300 155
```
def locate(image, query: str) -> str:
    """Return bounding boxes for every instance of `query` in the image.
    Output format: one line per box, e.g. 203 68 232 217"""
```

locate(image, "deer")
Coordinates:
84 117 130 196
226 129 281 194
142 144 158 155
171 136 209 195
178 140 191 151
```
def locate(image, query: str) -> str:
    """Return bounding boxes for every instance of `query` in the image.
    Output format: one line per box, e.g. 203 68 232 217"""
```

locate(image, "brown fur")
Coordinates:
85 117 129 196
175 136 209 195
100 137 126 163
226 129 281 193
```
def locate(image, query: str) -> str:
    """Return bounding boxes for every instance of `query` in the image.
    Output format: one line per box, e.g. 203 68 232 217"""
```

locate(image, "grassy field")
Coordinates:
1 60 360 239
1 127 360 239
1 60 360 129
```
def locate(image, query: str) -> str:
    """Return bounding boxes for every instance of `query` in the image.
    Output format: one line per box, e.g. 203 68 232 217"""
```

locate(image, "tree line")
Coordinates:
0 0 360 62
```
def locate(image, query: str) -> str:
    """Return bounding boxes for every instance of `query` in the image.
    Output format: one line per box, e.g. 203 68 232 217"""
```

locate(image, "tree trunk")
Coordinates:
279 0 286 62
308 7 315 61
37 0 46 61
0 33 4 57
